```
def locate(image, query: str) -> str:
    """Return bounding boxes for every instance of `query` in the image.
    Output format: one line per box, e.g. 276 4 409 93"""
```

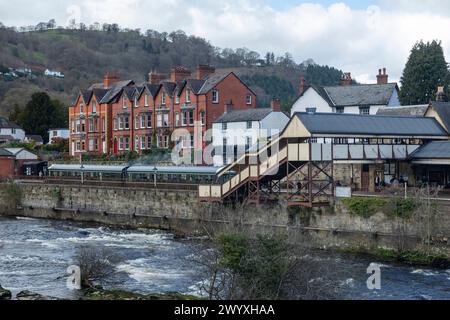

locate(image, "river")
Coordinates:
0 217 449 300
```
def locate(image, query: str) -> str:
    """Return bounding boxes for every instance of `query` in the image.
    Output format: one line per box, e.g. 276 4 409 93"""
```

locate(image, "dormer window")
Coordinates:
161 93 166 105
123 96 127 109
134 98 138 108
186 89 191 103
92 101 97 113
79 102 83 114
212 90 219 103
144 94 149 107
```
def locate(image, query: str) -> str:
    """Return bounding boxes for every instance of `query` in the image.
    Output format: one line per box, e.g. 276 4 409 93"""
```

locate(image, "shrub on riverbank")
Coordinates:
340 246 449 268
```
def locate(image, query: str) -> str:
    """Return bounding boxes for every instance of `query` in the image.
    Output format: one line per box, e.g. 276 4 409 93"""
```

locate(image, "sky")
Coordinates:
1 0 450 84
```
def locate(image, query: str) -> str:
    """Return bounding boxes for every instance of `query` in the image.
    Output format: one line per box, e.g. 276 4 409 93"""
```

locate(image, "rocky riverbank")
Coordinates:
0 284 199 301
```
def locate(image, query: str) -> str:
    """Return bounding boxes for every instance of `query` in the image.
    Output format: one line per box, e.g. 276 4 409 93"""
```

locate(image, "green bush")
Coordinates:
341 197 386 218
387 198 417 218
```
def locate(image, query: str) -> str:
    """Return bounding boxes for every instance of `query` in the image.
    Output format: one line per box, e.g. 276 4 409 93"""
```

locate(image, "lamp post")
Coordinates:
153 166 158 188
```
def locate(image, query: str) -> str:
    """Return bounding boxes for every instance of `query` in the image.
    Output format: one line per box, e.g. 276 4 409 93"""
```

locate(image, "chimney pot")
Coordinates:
299 76 307 95
196 64 215 80
170 66 191 82
340 72 352 86
103 72 119 89
270 98 281 112
376 68 388 85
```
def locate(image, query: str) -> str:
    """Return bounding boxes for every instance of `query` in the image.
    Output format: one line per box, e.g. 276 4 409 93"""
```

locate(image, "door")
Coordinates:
361 164 370 191
113 139 118 154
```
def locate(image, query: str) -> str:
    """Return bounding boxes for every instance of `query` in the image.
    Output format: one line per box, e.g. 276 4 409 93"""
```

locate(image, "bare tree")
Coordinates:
73 246 122 288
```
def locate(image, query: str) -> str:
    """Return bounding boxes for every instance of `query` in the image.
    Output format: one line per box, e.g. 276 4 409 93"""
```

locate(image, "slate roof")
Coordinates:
214 108 272 123
0 148 13 156
26 135 44 143
295 112 447 137
92 88 109 102
409 141 450 159
0 117 22 129
376 105 429 117
429 101 450 132
99 80 135 104
161 82 177 95
123 87 137 101
144 83 161 99
301 83 398 107
198 72 232 95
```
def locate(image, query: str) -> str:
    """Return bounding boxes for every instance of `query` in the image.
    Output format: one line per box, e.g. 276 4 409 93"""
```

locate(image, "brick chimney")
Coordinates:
103 72 120 89
377 68 388 85
436 86 448 102
170 66 192 82
196 64 215 80
340 72 352 86
270 97 281 112
224 100 233 114
148 71 166 85
299 76 306 95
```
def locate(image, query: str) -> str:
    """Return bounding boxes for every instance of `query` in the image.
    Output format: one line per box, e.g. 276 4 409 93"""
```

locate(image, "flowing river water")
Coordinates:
0 216 449 300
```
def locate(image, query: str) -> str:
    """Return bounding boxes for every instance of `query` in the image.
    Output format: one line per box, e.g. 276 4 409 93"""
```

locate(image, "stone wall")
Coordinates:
0 182 449 253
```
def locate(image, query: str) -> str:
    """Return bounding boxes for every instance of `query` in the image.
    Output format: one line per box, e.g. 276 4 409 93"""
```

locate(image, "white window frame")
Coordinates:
123 96 127 109
157 113 162 128
175 94 180 104
212 90 219 103
164 113 169 127
92 100 97 113
141 114 146 128
141 136 146 150
161 93 166 105
186 89 191 103
246 94 252 105
144 94 149 107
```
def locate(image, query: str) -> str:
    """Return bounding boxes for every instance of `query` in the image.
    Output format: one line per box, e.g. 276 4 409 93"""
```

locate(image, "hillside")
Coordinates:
0 26 345 116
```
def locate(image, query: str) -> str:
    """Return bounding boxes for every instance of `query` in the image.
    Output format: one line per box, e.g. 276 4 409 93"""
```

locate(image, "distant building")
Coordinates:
212 99 290 167
44 69 64 78
0 147 39 179
0 117 25 142
291 68 400 116
48 128 70 144
25 135 44 145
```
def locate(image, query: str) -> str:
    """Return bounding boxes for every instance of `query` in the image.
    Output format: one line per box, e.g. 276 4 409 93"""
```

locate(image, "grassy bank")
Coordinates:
339 247 450 269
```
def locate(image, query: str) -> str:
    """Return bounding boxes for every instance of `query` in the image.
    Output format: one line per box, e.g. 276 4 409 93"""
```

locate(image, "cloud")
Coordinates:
1 0 450 83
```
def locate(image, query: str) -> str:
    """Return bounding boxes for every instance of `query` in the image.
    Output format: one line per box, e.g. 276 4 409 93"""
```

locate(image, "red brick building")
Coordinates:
0 149 15 180
69 65 256 156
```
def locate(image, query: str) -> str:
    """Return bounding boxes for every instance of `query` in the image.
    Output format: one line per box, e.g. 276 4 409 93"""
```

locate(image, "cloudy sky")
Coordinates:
1 0 450 83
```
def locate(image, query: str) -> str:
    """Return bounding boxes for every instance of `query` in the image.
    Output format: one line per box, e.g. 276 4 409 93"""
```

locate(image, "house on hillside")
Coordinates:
0 117 25 143
44 69 64 78
48 128 70 144
25 135 44 145
212 99 290 167
291 68 400 116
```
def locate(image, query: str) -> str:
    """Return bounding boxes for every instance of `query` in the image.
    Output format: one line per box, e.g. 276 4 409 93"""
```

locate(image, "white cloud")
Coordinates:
1 0 450 84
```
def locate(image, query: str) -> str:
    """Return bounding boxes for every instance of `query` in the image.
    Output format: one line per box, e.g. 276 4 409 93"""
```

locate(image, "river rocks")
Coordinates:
16 290 58 300
0 285 12 300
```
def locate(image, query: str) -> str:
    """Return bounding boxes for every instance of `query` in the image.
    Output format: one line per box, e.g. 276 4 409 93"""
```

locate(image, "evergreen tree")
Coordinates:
399 40 450 105
11 92 68 142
